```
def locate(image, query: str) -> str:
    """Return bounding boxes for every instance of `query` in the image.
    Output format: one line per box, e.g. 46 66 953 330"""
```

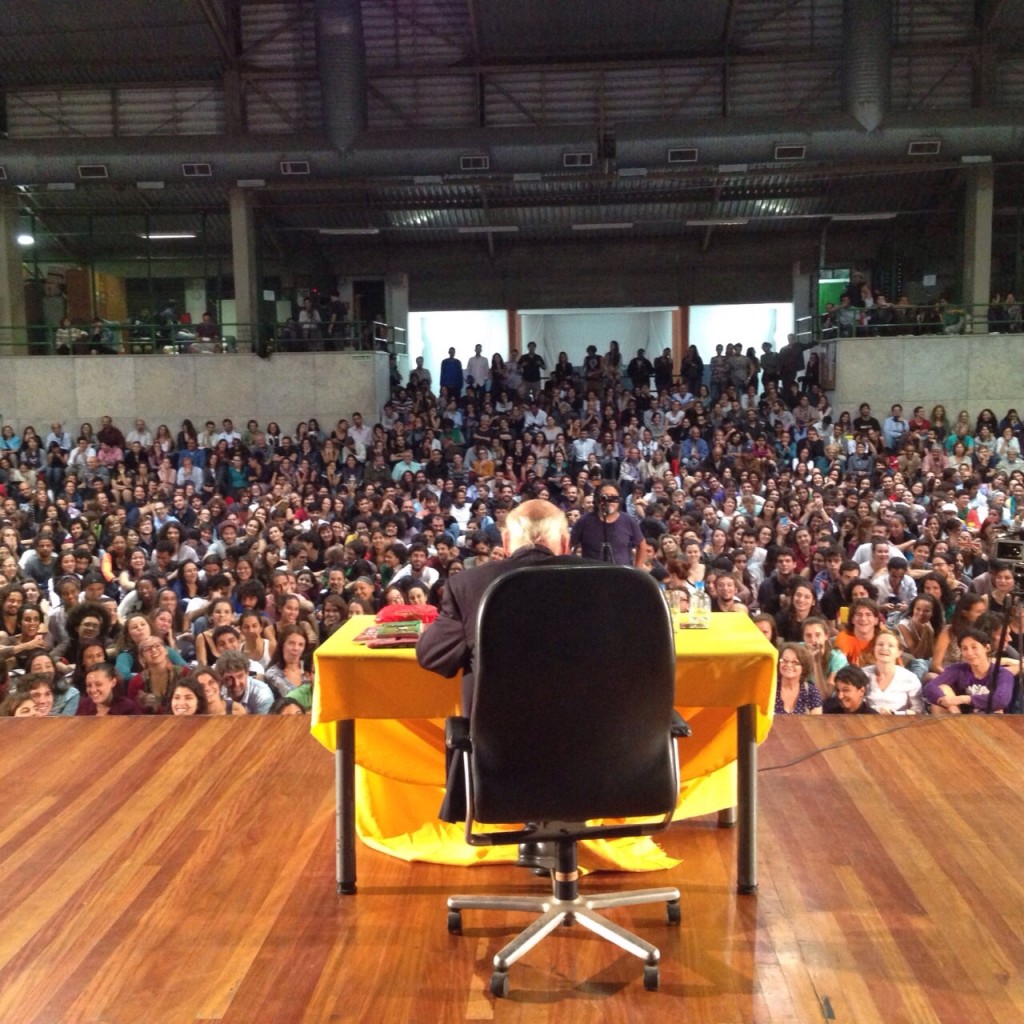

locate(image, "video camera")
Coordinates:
994 536 1024 591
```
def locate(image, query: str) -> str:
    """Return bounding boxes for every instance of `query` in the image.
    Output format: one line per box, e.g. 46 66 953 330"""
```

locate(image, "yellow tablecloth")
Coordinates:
312 614 777 870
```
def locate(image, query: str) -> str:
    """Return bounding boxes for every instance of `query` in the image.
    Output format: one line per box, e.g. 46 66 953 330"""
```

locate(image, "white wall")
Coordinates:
688 302 794 360
406 309 509 386
519 307 675 374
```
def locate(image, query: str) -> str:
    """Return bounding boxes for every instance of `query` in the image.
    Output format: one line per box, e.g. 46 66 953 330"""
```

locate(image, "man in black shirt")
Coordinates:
627 348 655 391
517 342 546 397
653 347 674 394
852 403 882 434
569 483 648 567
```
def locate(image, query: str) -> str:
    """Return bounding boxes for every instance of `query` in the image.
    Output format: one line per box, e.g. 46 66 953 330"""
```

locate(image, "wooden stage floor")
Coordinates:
1 715 1023 1023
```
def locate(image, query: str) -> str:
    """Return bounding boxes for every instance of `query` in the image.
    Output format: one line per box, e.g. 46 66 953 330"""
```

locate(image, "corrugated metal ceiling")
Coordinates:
3 0 1024 259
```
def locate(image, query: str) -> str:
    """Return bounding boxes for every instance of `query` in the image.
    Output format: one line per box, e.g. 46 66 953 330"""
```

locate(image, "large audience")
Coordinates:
0 333 1020 720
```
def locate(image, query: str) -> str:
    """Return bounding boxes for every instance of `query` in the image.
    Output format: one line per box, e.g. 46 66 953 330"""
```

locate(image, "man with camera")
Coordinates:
569 482 648 567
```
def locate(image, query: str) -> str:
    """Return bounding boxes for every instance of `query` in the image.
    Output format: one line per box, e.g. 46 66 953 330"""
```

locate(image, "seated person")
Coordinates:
822 664 878 714
76 662 142 716
922 627 1015 714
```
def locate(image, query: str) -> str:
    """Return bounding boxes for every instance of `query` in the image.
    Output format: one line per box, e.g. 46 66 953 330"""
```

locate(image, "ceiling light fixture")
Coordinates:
686 218 750 227
140 232 197 240
831 212 898 221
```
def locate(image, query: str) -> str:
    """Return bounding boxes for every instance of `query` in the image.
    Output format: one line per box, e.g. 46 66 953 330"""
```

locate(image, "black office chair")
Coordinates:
445 564 690 997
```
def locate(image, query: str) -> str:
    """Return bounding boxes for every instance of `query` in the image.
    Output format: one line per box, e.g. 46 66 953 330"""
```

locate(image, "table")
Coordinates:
312 613 777 895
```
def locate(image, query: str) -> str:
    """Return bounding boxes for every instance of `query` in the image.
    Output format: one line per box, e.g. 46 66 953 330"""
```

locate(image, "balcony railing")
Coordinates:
0 320 407 356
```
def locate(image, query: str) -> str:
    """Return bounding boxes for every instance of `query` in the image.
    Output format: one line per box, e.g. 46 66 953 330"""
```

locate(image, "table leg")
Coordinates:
717 806 737 828
336 719 357 895
737 703 757 894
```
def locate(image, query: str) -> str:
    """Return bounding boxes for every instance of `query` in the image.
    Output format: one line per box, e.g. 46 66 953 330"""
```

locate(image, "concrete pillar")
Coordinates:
792 260 814 341
963 163 994 328
0 194 28 353
384 272 409 343
229 188 258 349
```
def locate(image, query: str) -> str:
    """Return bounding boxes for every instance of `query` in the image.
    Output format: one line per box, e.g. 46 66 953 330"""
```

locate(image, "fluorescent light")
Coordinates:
46 182 76 191
717 164 748 173
413 175 443 185
831 212 897 222
961 154 992 164
686 218 749 227
457 225 519 234
513 172 542 182
616 167 648 177
319 228 380 235
236 178 266 188
140 232 197 240
571 222 634 231
136 180 165 190
16 233 34 246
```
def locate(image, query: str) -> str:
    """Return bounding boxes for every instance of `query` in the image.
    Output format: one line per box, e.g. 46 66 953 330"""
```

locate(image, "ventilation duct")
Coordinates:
0 112 1021 185
315 0 367 151
843 0 891 132
563 152 594 168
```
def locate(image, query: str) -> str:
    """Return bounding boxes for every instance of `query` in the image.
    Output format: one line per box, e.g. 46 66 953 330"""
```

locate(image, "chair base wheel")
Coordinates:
667 899 681 925
447 910 462 934
643 964 660 991
490 970 509 998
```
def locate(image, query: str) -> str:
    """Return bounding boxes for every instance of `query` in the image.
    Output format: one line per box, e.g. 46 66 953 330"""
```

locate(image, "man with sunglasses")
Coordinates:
569 483 648 567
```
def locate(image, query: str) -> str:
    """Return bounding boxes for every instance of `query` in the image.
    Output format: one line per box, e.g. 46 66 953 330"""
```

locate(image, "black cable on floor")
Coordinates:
758 713 957 772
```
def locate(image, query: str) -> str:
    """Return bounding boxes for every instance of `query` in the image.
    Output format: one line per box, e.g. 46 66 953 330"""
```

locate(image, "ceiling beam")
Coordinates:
196 0 235 62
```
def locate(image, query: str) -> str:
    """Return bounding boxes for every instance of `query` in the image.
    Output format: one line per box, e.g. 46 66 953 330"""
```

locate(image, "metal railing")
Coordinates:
805 300 1024 344
0 320 407 357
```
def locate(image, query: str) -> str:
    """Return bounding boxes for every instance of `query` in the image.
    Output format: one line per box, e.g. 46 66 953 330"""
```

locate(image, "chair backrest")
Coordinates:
470 564 679 824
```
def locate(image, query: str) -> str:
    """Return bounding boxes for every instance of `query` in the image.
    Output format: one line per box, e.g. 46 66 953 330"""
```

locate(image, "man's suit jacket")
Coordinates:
416 544 590 822
416 545 584 715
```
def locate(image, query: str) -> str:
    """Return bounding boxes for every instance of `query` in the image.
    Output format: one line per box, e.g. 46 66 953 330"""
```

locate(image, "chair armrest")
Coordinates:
670 710 692 739
445 716 472 751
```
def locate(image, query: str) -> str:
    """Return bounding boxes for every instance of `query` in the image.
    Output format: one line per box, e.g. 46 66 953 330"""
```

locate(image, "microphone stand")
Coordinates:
596 496 614 563
989 590 1024 714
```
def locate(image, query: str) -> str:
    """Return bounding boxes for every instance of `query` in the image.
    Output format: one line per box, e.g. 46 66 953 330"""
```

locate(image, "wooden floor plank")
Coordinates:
2 717 1024 1022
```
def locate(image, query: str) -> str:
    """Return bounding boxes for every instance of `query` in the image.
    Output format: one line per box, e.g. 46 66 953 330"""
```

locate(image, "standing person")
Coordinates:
298 296 321 350
465 344 490 396
193 312 221 353
440 347 464 398
569 483 648 567
759 342 780 390
517 342 546 398
778 333 805 390
679 346 703 398
627 348 654 391
652 347 673 394
582 345 605 396
708 345 728 404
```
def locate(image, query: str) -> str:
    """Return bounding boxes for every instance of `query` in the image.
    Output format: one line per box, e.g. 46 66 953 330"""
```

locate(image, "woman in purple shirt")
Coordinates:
923 627 1015 713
